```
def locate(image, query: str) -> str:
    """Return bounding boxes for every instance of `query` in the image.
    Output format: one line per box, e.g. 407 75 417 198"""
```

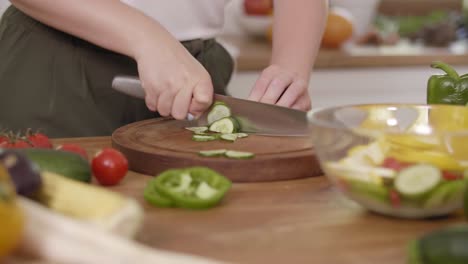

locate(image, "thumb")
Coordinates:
189 80 213 118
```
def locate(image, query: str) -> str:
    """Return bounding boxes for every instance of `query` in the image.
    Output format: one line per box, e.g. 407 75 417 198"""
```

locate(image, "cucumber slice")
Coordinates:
198 149 227 157
207 102 231 125
236 133 249 138
220 134 238 142
225 150 255 159
192 135 217 142
395 164 441 198
209 117 239 134
185 126 208 133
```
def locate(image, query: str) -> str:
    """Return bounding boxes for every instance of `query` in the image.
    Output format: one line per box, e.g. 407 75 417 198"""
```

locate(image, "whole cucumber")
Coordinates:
408 225 468 264
20 148 91 182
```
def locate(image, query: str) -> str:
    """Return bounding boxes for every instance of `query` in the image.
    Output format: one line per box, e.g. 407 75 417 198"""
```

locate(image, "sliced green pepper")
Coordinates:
143 178 174 208
147 167 231 209
427 61 468 105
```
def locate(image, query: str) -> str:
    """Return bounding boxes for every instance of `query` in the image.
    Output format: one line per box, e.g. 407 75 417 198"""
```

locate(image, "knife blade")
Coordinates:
111 75 309 136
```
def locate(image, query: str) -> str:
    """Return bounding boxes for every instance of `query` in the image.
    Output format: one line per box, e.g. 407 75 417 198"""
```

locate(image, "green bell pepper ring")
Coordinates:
143 178 174 208
153 167 232 209
427 61 468 105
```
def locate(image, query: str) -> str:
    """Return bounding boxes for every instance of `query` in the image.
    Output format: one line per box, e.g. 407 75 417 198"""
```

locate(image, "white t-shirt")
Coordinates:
121 0 230 41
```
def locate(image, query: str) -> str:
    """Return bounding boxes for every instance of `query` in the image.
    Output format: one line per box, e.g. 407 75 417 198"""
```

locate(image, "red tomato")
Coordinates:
3 140 31 149
27 133 52 148
381 157 410 171
390 189 401 208
56 143 88 161
92 148 128 186
0 135 7 145
442 171 461 181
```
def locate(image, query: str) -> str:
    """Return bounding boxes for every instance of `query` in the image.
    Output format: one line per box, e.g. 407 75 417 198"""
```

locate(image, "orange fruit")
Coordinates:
321 7 354 49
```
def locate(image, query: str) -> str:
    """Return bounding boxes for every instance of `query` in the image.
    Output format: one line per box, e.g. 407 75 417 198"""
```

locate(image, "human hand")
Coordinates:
247 65 311 111
135 41 213 120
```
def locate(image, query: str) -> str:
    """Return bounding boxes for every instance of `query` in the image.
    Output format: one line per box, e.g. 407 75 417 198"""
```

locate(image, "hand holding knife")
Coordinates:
112 76 309 136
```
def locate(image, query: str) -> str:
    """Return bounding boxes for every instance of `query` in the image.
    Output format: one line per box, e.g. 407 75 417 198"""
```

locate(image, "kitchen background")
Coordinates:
1 0 467 109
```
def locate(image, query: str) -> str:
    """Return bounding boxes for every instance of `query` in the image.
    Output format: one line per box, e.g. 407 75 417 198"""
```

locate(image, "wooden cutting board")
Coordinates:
111 118 322 182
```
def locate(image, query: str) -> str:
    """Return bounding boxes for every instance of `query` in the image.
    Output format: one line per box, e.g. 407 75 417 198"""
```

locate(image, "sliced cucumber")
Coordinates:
185 126 208 133
395 164 441 198
209 117 239 134
198 149 227 157
220 134 238 142
192 135 217 142
193 131 210 135
225 150 255 159
235 133 249 138
207 101 231 125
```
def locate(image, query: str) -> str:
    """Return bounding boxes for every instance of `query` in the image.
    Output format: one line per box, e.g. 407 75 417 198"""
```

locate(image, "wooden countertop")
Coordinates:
222 35 468 71
46 137 464 263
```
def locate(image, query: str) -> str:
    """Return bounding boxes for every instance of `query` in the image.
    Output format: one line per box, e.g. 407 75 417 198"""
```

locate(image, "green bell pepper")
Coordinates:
143 179 174 208
427 61 468 105
144 167 232 209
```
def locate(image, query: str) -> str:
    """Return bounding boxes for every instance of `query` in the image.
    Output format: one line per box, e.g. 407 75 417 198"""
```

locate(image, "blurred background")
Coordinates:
1 0 467 108
221 0 468 108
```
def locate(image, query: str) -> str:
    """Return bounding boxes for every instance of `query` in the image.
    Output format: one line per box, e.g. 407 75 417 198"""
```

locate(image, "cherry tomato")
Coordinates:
91 148 128 186
56 143 88 161
2 140 31 149
381 157 410 171
442 171 461 181
389 189 401 208
27 132 52 148
0 135 7 145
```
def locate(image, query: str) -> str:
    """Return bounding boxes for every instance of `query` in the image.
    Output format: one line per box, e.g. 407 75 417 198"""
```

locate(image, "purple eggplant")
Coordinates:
0 149 42 196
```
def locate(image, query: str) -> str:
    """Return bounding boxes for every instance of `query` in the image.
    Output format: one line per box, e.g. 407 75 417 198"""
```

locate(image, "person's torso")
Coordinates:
121 0 230 41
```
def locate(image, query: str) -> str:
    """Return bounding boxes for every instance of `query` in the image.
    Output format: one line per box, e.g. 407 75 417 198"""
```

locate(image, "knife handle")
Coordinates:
111 75 145 99
111 75 195 120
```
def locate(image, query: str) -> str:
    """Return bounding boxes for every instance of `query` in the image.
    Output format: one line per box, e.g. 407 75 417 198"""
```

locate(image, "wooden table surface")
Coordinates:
55 137 465 264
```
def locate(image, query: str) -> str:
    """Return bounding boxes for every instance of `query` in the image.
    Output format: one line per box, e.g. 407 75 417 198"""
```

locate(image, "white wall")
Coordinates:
0 0 9 16
227 66 468 109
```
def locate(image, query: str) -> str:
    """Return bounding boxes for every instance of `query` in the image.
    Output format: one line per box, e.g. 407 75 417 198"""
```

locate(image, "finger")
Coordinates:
157 89 176 117
171 87 192 120
259 73 294 105
247 66 278 101
291 95 312 111
276 79 308 108
144 88 159 112
142 80 159 112
189 79 213 118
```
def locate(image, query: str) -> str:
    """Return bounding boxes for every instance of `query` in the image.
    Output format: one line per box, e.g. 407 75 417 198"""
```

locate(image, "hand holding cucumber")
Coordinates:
248 65 311 111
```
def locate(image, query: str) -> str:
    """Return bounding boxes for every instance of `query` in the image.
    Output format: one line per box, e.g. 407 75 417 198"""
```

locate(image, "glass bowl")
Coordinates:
307 104 468 219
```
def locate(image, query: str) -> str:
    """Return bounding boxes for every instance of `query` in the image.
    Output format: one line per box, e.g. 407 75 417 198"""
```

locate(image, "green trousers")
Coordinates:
0 6 233 138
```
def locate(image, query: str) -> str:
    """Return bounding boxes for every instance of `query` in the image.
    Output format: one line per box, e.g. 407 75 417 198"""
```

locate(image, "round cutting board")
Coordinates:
111 118 322 182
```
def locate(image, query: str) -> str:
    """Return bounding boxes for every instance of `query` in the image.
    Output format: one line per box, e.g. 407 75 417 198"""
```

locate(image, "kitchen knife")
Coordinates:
111 75 309 136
